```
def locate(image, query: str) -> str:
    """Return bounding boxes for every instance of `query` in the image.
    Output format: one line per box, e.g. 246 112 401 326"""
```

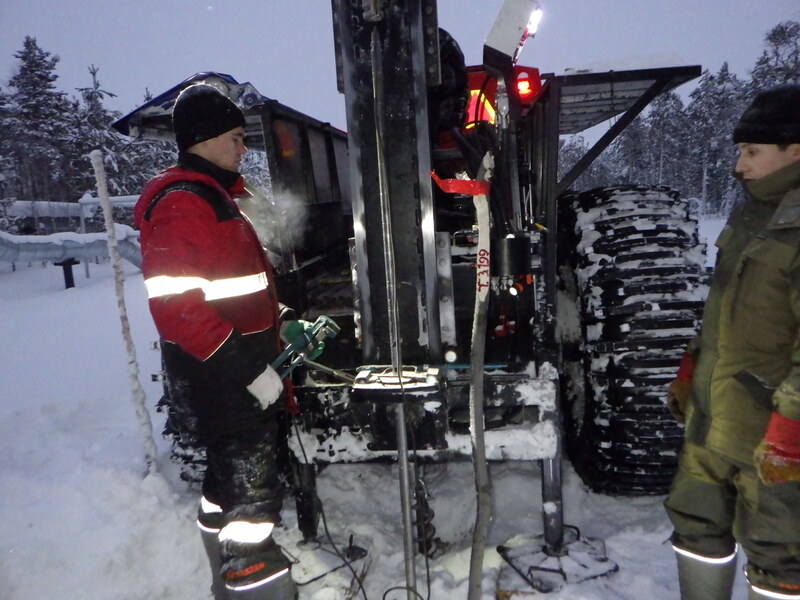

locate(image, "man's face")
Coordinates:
192 126 247 172
735 143 800 181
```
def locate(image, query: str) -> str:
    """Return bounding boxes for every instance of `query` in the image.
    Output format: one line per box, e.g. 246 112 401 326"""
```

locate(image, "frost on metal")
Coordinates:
288 420 558 463
285 366 559 464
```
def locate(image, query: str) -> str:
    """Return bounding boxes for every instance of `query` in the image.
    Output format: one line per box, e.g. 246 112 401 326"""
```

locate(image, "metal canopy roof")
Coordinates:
540 65 702 135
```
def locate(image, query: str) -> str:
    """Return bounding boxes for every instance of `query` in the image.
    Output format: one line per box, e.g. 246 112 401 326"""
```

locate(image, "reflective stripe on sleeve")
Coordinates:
145 272 269 301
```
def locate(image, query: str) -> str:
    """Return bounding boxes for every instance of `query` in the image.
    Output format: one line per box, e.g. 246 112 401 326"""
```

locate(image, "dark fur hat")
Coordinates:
172 84 245 151
733 84 800 145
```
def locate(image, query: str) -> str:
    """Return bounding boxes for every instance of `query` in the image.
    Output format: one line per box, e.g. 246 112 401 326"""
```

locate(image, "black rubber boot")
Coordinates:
198 500 230 600
219 525 297 600
226 568 297 600
675 546 737 600
200 526 230 600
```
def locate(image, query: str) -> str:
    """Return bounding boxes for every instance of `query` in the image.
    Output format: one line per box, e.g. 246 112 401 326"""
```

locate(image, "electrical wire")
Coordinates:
289 371 440 600
382 586 425 600
290 417 369 600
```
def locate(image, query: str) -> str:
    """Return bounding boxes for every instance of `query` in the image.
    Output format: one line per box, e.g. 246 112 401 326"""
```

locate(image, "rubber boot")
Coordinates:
198 498 229 600
218 520 297 600
200 526 230 600
749 583 800 599
675 545 737 600
226 569 297 600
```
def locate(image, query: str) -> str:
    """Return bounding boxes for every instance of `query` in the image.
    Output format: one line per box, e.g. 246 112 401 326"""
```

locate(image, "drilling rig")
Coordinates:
114 0 707 596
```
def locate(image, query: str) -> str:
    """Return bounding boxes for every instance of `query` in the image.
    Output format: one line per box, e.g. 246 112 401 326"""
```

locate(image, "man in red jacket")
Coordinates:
134 84 296 599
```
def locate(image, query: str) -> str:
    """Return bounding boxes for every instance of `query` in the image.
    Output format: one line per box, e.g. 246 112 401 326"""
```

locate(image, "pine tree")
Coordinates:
0 89 12 230
71 65 128 195
557 135 614 192
0 89 13 202
749 20 800 90
115 134 174 197
4 36 76 205
606 118 650 185
683 64 746 214
643 92 690 193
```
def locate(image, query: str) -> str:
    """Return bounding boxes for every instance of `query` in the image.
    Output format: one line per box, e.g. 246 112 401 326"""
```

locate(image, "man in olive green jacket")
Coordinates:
664 84 800 600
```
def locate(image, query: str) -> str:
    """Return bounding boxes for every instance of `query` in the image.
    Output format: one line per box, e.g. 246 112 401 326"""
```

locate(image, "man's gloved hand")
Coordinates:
754 412 800 485
280 320 325 360
667 352 695 424
246 364 284 410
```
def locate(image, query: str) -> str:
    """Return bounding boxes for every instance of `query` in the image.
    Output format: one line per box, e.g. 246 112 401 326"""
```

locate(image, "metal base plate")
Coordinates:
497 526 618 595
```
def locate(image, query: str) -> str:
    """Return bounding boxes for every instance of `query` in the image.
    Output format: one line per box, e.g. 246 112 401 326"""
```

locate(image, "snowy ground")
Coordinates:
0 218 740 600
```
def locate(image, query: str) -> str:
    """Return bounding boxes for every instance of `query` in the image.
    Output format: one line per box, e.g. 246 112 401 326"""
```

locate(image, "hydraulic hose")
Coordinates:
468 155 493 600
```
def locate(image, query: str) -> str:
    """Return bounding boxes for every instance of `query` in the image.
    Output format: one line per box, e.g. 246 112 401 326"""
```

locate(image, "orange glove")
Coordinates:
754 412 800 485
667 352 695 424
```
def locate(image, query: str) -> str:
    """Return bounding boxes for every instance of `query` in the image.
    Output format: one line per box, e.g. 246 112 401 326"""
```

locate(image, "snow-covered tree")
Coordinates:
643 91 691 192
240 149 272 195
606 118 650 185
683 64 747 214
749 20 800 90
0 89 13 200
557 135 615 192
68 65 133 196
105 87 176 197
4 36 75 205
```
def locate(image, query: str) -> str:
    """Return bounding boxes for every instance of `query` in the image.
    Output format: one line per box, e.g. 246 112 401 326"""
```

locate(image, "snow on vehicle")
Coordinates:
113 1 705 596
557 185 709 496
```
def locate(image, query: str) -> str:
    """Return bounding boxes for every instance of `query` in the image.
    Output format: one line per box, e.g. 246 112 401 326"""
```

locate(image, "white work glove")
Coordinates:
246 365 284 410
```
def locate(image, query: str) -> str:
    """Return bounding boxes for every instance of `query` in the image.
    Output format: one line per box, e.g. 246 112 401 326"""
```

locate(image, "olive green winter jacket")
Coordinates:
686 160 800 465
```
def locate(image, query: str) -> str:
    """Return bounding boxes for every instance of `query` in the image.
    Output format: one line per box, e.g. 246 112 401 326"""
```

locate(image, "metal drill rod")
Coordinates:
370 23 418 599
302 359 356 384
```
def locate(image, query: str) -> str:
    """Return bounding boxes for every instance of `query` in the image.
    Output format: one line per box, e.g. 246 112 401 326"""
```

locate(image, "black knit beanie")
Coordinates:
172 84 246 151
733 84 800 145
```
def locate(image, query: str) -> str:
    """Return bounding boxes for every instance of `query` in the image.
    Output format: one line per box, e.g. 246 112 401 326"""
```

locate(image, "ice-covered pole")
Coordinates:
89 149 158 475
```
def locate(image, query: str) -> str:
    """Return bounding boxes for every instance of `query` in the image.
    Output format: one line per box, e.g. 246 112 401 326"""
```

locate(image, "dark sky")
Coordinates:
1 0 798 130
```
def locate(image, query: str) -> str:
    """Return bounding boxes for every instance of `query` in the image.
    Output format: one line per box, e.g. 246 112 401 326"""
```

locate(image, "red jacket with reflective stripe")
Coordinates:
134 166 279 361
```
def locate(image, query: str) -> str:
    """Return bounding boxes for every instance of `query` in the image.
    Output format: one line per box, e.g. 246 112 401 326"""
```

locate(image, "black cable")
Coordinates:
465 72 491 130
381 585 425 600
290 372 438 600
318 497 369 600
450 126 483 179
290 417 369 600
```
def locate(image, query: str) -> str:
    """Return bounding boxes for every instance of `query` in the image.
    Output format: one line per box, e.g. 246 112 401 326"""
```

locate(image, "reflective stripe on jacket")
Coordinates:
134 166 280 362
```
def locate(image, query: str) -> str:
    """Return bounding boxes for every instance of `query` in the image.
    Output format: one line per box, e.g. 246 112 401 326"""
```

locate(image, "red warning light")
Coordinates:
514 69 540 104
517 77 533 100
464 65 542 127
